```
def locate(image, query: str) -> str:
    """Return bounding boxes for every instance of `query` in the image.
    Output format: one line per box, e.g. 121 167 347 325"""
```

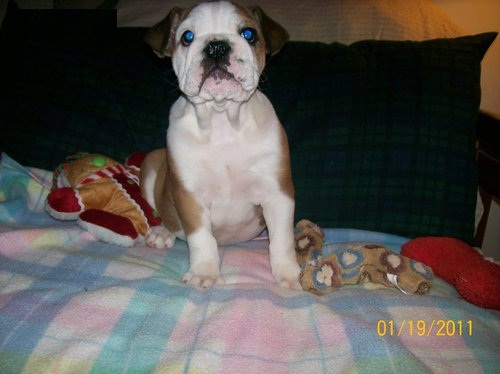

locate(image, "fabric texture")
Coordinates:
1 154 499 373
266 33 497 242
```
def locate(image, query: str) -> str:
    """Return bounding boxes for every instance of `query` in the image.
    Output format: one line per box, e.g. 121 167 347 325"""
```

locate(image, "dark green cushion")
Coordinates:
0 8 177 167
0 8 496 242
262 33 496 243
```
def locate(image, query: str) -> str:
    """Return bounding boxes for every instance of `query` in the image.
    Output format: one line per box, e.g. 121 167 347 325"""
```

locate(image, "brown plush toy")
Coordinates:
46 152 161 247
295 220 433 295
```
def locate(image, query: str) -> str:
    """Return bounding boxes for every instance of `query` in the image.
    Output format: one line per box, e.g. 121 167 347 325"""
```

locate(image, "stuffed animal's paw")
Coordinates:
46 187 83 220
294 219 324 265
78 209 139 247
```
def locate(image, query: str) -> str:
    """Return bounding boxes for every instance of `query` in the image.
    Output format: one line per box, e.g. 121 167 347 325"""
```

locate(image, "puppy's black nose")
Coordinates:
204 40 231 61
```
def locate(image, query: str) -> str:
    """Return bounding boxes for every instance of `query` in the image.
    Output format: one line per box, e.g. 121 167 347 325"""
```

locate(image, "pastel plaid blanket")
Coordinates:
1 153 499 373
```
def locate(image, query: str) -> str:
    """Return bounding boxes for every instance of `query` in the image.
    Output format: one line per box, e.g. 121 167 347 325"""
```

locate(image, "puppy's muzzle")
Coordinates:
202 40 234 82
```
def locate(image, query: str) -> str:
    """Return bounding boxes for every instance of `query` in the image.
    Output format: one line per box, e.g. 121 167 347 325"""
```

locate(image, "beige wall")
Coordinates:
434 1 499 258
434 0 500 117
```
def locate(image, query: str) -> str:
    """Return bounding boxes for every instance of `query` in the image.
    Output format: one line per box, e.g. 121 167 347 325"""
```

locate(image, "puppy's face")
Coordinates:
173 3 265 104
145 1 289 104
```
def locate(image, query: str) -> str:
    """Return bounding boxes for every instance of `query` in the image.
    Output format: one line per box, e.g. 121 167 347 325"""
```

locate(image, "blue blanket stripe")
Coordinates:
91 276 190 372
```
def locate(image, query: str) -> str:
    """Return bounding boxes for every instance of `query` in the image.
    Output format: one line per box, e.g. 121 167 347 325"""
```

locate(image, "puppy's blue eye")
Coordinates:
181 30 195 46
240 28 256 43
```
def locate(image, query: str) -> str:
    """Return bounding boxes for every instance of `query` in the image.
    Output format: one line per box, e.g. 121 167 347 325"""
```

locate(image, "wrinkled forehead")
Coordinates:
179 1 256 37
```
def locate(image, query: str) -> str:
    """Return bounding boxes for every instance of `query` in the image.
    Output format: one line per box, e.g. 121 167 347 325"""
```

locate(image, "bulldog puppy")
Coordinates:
141 1 300 289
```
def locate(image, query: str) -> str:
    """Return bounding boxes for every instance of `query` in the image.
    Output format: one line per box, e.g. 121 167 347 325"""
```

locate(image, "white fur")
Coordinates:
145 225 176 249
168 92 284 244
142 1 300 289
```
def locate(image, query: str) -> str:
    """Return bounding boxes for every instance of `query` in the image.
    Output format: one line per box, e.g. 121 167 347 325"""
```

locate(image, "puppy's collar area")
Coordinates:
195 99 241 117
192 99 244 139
185 88 256 106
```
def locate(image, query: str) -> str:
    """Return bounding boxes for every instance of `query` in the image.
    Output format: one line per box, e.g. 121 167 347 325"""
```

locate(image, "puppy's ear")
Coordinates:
250 6 289 56
144 7 184 58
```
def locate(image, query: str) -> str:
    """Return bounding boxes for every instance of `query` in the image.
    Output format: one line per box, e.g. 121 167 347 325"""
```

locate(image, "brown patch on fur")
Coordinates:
247 5 289 56
230 3 267 72
142 149 204 237
141 149 182 234
277 125 295 199
165 149 203 236
144 6 192 58
255 205 266 227
230 2 288 72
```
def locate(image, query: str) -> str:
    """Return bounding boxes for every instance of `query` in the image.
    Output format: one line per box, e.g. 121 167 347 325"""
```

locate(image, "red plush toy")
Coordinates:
402 237 500 310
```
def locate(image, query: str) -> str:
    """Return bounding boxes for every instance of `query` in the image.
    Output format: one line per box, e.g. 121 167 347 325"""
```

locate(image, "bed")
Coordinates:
1 1 499 372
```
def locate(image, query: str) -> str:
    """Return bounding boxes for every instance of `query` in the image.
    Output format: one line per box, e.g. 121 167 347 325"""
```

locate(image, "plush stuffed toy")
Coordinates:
402 237 500 310
46 152 161 247
295 220 433 295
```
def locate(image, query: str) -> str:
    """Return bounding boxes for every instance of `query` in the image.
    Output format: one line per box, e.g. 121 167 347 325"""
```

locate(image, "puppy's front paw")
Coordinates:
145 226 176 249
273 260 302 290
182 268 225 288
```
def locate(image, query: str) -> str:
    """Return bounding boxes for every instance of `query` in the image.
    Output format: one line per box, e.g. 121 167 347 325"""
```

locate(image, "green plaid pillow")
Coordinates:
0 8 495 242
262 33 497 242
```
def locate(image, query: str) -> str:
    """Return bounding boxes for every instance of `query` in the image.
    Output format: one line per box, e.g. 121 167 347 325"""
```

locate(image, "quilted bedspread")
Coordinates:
1 153 499 373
